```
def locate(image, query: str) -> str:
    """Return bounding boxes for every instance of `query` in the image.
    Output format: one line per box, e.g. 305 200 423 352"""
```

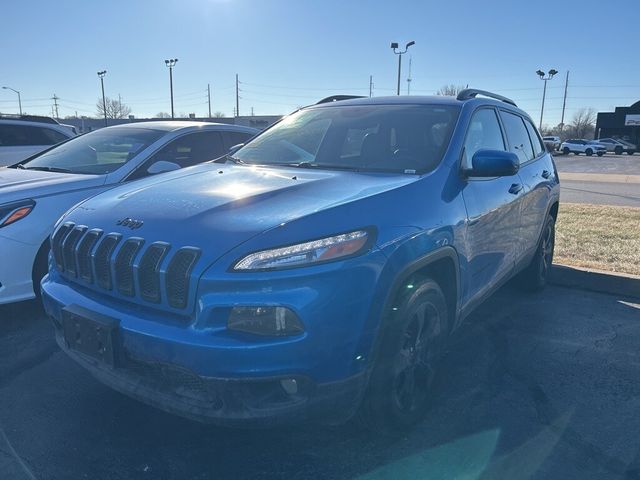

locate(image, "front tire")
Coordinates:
615 146 623 155
518 215 555 291
597 151 604 157
586 148 593 156
562 147 570 155
359 278 449 433
627 150 635 155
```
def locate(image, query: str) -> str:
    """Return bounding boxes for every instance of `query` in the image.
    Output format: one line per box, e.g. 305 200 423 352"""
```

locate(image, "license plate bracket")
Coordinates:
62 305 120 367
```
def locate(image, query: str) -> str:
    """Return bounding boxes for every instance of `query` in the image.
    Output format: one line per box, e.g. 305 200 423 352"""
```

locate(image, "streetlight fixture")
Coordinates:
2 86 22 115
391 41 415 96
164 58 178 119
97 70 107 127
536 68 558 129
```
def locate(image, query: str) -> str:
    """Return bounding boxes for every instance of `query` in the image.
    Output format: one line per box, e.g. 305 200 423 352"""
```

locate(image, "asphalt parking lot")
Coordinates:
1 283 639 480
553 153 640 207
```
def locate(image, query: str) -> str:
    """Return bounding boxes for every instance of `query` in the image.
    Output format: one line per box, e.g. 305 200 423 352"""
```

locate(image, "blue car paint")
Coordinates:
41 95 560 424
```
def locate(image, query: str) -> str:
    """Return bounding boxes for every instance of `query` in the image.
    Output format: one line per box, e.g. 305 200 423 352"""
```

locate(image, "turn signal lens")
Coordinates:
0 201 35 228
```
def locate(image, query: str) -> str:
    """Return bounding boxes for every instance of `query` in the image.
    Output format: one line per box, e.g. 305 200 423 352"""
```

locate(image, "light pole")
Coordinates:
536 68 558 129
2 86 22 115
391 41 415 95
165 58 178 118
97 70 107 127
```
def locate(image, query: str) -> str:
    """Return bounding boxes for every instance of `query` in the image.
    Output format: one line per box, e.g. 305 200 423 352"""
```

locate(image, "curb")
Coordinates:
550 264 640 299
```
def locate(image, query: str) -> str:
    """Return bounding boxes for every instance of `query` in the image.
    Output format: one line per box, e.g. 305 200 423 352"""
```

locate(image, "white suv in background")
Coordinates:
560 139 606 156
0 115 77 166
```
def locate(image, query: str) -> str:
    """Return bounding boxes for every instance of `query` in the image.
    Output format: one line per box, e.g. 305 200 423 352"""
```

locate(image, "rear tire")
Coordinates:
615 146 623 155
597 151 604 157
358 278 449 433
627 150 635 155
518 215 555 292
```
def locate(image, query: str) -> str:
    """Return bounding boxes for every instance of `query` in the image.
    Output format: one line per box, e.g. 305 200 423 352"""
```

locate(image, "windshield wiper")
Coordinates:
215 154 246 165
24 166 73 173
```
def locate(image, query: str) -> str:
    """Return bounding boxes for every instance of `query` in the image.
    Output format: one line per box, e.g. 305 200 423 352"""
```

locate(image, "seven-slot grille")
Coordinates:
51 222 201 309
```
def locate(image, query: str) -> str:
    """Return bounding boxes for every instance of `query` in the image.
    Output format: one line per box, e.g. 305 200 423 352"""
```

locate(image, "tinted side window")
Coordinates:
0 124 67 146
222 131 254 150
524 120 544 157
149 131 225 168
462 108 505 170
500 111 534 164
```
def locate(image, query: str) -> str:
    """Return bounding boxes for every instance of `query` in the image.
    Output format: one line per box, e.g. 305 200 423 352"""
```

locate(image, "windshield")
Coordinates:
233 104 460 174
17 127 165 174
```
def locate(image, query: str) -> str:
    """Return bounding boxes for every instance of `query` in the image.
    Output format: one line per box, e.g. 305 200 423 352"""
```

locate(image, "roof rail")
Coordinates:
456 89 517 107
316 95 365 105
0 113 60 125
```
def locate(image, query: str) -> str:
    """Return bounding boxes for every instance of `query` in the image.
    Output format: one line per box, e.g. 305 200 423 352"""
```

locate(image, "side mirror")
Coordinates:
147 160 180 175
468 149 519 177
228 143 244 156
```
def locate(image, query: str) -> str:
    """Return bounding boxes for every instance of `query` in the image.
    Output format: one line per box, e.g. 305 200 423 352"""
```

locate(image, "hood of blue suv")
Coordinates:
62 163 417 261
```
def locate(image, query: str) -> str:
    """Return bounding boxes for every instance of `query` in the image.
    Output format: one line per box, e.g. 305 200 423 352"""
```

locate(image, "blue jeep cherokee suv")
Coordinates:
41 90 559 430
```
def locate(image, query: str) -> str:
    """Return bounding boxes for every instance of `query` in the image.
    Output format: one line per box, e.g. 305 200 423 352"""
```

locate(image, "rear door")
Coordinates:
460 107 524 305
501 111 553 260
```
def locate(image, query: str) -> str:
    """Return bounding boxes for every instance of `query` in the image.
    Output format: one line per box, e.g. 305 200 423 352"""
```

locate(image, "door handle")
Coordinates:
508 183 523 195
541 170 551 179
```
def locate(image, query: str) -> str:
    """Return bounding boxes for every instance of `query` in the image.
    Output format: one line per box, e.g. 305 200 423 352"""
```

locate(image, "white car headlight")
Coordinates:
233 229 372 271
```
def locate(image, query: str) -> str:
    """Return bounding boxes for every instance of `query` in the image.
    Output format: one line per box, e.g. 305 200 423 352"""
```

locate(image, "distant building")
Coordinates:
63 115 282 134
595 100 640 144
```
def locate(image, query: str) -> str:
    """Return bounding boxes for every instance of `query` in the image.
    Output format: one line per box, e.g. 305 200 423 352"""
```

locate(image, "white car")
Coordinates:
593 138 636 155
0 121 257 305
560 139 606 156
542 135 561 151
0 115 77 166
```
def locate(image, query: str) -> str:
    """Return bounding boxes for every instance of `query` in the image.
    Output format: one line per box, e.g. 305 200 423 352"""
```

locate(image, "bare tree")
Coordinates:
436 84 466 96
96 96 132 119
213 111 226 118
569 108 597 139
154 112 171 118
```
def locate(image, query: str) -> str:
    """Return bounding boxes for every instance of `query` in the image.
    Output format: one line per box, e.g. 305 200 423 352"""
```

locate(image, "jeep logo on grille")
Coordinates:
116 217 144 230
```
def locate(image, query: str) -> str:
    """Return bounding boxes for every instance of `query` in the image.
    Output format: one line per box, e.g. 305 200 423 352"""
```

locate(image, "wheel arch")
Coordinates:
31 237 51 296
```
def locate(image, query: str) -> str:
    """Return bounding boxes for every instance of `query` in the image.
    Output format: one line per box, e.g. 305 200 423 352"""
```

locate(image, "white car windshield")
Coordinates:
14 127 165 175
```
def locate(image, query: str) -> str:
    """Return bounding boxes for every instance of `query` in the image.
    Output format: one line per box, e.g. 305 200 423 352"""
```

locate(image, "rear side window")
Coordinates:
524 120 545 157
148 131 225 168
222 131 254 150
462 108 505 170
0 124 68 147
500 111 534 164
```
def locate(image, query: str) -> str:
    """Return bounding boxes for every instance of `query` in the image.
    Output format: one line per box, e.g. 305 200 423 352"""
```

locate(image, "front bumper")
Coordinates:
0 235 40 304
52 325 367 426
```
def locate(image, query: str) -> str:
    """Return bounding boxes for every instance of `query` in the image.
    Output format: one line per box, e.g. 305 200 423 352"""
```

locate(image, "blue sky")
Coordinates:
1 0 638 126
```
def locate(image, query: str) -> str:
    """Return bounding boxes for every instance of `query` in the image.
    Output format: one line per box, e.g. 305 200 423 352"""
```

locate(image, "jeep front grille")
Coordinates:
50 222 200 310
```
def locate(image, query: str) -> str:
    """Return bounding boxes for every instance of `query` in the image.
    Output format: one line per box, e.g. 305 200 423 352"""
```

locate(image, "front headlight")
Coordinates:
233 229 372 271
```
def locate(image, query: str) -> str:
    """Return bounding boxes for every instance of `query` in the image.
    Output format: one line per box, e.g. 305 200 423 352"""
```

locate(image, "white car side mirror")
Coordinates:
147 160 180 175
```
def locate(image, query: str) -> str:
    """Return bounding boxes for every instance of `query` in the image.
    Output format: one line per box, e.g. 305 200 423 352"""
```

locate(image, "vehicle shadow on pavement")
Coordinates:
1 285 640 480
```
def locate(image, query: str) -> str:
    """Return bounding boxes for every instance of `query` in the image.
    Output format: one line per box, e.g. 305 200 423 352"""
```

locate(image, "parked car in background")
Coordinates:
594 138 636 155
560 139 606 156
41 90 560 431
542 135 561 151
0 115 77 166
0 121 257 305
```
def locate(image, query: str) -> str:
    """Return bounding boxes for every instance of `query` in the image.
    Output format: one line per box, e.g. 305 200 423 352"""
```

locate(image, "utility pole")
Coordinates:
406 56 412 95
369 75 373 97
560 70 570 134
97 70 107 126
251 106 254 116
51 94 60 119
207 83 212 118
235 74 240 117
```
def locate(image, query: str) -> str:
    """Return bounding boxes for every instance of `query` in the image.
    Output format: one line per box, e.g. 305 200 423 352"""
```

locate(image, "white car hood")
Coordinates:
0 167 105 203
